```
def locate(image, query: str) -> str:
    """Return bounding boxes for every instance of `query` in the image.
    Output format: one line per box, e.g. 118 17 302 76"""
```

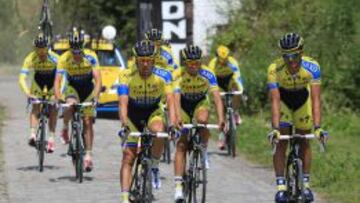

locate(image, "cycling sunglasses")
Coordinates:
136 56 154 63
36 47 47 54
72 49 82 55
282 52 301 61
185 60 201 66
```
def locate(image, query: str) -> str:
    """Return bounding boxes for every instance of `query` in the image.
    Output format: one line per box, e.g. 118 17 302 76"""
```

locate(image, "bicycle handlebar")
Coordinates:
220 91 243 96
182 124 219 129
128 132 169 138
29 99 55 105
271 133 326 154
278 134 315 140
60 102 94 108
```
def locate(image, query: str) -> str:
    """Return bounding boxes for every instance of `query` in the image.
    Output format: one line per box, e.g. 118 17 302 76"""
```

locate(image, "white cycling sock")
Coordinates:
174 176 183 188
49 132 55 139
303 174 310 188
30 127 37 138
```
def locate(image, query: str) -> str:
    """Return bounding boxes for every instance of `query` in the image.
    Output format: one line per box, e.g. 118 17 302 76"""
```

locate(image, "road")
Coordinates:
0 76 323 203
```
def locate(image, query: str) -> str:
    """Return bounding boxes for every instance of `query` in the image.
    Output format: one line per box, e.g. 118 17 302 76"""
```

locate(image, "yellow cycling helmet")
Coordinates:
216 45 230 60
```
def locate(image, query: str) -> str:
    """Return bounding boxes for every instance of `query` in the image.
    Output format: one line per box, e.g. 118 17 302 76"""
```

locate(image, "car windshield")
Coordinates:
96 50 121 67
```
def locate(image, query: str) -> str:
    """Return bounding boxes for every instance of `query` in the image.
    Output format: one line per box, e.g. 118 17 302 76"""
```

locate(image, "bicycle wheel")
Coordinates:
163 139 171 164
295 159 305 203
191 149 207 203
77 131 85 183
130 159 142 202
286 158 305 203
141 161 153 203
72 122 84 183
37 117 46 172
226 113 237 157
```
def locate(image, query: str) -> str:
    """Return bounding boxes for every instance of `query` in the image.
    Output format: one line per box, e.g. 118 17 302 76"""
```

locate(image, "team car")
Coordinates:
93 26 126 115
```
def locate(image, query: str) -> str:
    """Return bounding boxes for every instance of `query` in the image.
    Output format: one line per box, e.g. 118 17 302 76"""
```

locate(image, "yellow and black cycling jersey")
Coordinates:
208 56 243 92
56 49 100 102
267 56 321 90
117 66 173 108
18 50 59 96
173 65 219 101
173 65 219 121
267 55 321 130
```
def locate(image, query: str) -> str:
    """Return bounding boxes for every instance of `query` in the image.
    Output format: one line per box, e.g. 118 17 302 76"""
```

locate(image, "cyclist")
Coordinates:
208 45 244 149
19 32 59 153
118 40 176 203
172 45 225 201
145 28 179 72
54 27 102 172
267 33 327 203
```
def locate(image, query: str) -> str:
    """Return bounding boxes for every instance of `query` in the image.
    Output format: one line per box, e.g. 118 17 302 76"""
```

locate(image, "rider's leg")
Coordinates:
29 104 40 145
149 119 165 189
274 126 291 202
120 147 137 202
60 97 76 144
48 106 58 137
274 126 291 188
174 135 187 200
84 116 94 160
149 119 165 160
47 106 58 152
231 83 242 124
196 109 211 169
196 109 210 144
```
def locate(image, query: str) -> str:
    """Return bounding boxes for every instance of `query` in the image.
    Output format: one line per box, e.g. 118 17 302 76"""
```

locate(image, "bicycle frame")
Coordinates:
127 128 169 202
38 0 53 42
220 91 241 157
181 124 218 203
277 134 317 203
62 102 93 183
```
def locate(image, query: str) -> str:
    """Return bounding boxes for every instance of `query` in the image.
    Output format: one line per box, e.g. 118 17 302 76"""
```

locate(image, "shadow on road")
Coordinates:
207 150 230 157
17 165 61 171
49 175 94 183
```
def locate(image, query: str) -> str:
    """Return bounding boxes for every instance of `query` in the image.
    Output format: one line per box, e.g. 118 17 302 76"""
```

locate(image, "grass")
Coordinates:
233 110 360 203
0 105 8 201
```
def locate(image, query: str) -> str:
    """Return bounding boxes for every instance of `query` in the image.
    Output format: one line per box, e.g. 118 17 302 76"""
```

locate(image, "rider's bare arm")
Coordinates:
54 73 62 100
212 90 225 124
270 88 281 129
166 93 177 126
311 84 321 127
92 69 102 99
174 92 182 124
119 95 128 126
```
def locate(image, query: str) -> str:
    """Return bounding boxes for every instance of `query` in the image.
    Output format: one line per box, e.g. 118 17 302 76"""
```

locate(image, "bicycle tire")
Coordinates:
37 117 46 172
141 161 153 203
130 159 141 202
295 159 305 203
187 152 194 203
286 158 305 203
226 112 237 157
191 149 207 203
164 139 171 164
72 121 84 183
78 129 85 183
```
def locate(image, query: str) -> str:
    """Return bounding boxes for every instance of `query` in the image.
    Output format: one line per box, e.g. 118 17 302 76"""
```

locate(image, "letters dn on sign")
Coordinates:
161 0 187 60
